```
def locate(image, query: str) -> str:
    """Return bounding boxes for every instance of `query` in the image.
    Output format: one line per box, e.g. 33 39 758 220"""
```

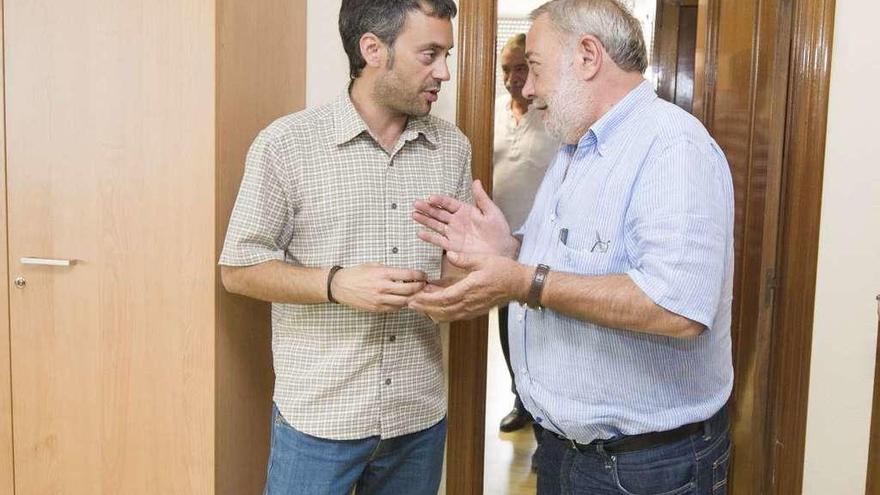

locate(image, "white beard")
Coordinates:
544 71 589 144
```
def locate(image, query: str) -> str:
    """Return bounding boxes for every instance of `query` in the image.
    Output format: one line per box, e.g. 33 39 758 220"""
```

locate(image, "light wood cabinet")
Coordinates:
0 1 305 493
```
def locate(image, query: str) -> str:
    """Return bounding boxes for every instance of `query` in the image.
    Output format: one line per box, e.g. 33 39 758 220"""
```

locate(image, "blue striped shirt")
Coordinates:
511 80 734 443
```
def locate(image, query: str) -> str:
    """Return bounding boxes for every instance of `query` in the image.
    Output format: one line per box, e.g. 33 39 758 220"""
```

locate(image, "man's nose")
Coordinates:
523 74 536 99
433 59 451 82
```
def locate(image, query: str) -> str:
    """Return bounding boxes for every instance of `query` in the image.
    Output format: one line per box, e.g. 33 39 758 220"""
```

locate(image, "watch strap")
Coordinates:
526 264 550 309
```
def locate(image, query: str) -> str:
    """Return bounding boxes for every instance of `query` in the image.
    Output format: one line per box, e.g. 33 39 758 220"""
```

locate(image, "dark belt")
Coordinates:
554 420 705 455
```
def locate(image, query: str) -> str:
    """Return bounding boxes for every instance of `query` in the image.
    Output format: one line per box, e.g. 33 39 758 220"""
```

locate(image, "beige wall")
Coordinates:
802 0 880 492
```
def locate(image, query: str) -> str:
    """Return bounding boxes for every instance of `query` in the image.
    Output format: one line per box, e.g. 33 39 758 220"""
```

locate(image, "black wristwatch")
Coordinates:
525 264 550 310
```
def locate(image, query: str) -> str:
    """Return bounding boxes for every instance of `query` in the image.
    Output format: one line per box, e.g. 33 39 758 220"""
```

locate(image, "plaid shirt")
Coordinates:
220 91 473 440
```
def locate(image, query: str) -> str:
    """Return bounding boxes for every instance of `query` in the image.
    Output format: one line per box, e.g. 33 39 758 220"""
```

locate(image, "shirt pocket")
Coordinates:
554 228 622 276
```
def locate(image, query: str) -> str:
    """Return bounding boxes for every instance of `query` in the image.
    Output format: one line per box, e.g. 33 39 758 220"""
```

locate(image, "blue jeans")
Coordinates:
263 404 446 495
535 407 731 494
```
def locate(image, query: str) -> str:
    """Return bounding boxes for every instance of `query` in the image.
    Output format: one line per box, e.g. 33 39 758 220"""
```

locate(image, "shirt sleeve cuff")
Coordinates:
218 249 285 267
625 268 714 330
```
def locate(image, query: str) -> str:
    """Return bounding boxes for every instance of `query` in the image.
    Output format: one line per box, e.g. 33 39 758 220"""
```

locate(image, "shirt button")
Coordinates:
517 314 524 322
385 378 392 385
391 203 398 210
550 214 557 223
520 367 527 374
391 247 399 254
389 335 396 342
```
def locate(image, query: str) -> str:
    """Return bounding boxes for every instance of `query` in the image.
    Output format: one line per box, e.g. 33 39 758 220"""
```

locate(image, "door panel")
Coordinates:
705 0 792 492
4 1 215 493
654 0 699 112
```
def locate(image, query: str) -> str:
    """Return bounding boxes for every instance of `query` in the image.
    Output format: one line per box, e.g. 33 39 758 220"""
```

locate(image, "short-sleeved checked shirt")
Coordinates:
220 91 473 440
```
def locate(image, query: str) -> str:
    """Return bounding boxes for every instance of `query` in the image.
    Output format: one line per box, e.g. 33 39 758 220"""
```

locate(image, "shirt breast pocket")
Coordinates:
555 229 621 276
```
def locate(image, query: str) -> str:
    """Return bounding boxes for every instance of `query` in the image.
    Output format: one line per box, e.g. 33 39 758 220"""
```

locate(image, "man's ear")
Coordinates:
360 33 386 69
574 34 604 80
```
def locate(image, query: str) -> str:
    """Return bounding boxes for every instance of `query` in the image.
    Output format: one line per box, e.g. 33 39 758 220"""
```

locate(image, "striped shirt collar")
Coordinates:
574 79 657 156
333 89 440 147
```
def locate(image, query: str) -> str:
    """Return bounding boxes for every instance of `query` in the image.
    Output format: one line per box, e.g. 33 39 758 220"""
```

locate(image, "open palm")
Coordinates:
412 180 519 258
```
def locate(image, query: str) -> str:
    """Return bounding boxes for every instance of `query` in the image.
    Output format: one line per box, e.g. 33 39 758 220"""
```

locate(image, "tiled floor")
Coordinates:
484 309 538 495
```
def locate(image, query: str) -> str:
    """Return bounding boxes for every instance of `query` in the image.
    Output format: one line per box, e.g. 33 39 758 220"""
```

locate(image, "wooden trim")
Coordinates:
692 0 719 126
767 0 836 492
652 1 681 104
867 296 880 494
0 0 15 492
447 0 496 493
716 0 793 490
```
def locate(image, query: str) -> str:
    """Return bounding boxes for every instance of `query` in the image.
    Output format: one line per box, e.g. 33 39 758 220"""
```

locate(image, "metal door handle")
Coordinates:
20 257 76 267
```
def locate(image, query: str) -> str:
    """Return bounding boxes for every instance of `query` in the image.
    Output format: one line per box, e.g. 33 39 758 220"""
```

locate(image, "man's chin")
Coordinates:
409 104 432 117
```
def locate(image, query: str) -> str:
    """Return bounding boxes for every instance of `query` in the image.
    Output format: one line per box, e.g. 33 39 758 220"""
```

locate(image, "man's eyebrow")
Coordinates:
417 43 454 51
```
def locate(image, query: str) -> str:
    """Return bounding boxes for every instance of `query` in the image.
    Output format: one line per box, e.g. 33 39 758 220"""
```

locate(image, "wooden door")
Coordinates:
653 0 699 112
3 1 215 493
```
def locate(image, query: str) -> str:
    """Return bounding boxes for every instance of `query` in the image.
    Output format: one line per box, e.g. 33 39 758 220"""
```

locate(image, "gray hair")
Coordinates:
531 0 648 73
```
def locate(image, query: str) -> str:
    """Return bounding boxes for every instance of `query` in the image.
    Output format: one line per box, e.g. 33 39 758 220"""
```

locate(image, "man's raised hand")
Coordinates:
412 180 519 258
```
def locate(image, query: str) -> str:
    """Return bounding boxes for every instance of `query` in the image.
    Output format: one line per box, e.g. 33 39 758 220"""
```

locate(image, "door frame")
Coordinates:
446 0 835 493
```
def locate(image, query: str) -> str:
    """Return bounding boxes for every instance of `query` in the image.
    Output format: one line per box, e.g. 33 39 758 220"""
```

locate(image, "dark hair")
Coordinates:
339 0 458 79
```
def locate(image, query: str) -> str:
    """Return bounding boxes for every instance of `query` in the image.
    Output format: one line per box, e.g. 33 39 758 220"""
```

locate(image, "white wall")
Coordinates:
802 0 880 493
306 0 348 107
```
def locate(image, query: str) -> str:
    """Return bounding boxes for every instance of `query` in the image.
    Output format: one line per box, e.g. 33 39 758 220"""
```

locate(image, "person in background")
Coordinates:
493 33 559 434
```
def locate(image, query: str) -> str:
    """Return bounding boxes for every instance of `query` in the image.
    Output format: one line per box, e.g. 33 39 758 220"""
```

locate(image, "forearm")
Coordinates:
220 260 329 304
531 270 704 338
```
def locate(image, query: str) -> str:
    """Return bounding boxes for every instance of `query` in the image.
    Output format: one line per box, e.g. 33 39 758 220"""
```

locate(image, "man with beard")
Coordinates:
409 0 734 493
492 33 559 435
219 1 471 493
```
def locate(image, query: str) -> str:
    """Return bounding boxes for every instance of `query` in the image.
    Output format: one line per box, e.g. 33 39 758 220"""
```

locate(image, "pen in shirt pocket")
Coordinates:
559 228 569 245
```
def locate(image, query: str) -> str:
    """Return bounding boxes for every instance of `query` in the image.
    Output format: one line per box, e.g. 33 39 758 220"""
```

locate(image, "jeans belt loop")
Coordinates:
702 416 713 441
